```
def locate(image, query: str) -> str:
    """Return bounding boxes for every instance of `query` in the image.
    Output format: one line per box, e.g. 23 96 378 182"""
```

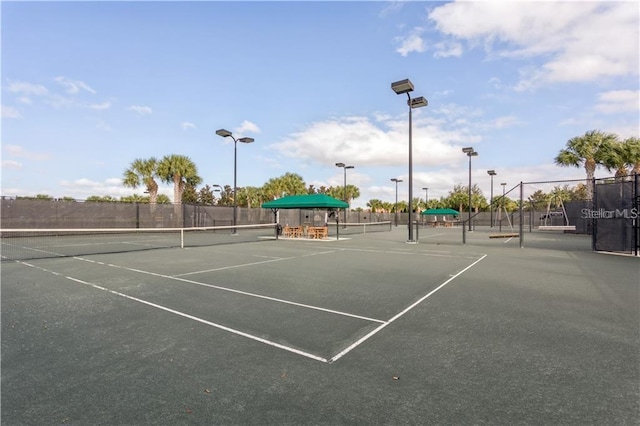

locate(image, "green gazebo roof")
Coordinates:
261 194 349 209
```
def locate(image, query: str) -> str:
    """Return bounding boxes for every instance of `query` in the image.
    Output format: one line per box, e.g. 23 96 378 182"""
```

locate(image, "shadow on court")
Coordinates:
2 227 638 424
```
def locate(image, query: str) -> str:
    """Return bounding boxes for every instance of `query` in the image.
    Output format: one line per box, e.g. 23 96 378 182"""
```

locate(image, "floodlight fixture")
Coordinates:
410 97 428 108
462 147 474 154
238 137 254 144
391 79 414 95
487 170 496 176
335 162 345 167
216 129 232 138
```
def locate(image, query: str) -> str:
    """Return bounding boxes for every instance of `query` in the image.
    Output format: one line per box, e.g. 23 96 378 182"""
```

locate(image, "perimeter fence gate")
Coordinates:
592 175 639 255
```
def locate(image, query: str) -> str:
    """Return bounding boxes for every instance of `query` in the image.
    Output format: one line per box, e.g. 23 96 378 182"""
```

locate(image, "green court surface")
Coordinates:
2 226 638 424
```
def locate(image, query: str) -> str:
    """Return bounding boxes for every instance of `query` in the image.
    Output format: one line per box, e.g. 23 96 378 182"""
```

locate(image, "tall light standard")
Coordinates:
336 162 354 225
391 78 427 243
216 129 254 234
422 187 429 209
391 178 403 227
487 170 496 227
462 147 478 231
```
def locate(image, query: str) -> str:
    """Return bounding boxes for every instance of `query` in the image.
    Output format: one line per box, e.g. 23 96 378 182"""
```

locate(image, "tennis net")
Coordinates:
1 223 277 261
334 221 392 235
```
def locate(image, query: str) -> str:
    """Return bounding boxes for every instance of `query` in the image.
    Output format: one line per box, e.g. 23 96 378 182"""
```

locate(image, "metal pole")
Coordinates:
468 155 472 231
233 138 238 234
519 181 524 248
408 97 414 242
343 168 347 224
395 182 398 226
490 175 494 228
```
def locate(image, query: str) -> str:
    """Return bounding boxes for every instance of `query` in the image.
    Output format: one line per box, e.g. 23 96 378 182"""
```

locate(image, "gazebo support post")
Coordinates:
271 208 279 240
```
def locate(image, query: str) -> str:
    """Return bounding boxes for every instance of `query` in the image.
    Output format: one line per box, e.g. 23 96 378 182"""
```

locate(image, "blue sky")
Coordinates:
2 1 638 208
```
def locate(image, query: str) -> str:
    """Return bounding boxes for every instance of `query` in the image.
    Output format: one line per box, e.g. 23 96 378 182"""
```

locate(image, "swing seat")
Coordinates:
538 225 576 231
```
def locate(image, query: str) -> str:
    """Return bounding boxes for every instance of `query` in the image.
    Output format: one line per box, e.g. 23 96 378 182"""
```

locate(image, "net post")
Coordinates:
181 228 184 248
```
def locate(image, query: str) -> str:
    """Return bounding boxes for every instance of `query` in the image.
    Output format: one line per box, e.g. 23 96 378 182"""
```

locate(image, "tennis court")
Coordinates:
2 225 638 424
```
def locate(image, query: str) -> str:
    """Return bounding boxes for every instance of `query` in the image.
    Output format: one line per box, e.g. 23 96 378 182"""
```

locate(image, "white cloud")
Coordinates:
490 115 520 129
3 144 51 161
1 160 22 170
58 178 174 201
378 1 404 18
595 90 640 114
127 105 153 115
1 105 22 118
6 81 48 96
428 2 639 89
395 27 426 56
236 120 260 135
433 40 463 58
96 120 112 132
17 97 32 105
182 121 196 131
270 113 471 169
54 76 96 94
90 101 112 110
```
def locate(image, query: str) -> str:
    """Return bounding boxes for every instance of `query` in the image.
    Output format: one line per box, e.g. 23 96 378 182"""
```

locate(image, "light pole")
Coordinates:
216 129 254 234
422 187 429 209
462 147 478 231
391 78 427 243
487 170 496 227
391 178 402 227
336 162 354 225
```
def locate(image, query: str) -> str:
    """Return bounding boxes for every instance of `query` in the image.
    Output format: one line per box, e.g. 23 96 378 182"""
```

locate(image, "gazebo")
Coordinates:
261 194 349 239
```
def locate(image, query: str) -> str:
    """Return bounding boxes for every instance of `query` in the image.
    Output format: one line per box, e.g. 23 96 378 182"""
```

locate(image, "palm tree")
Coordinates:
366 199 384 213
156 154 202 208
123 157 159 207
263 173 306 199
555 130 619 199
623 137 640 176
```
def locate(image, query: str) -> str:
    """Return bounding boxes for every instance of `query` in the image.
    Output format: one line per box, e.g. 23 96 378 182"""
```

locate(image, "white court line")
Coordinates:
14 249 486 363
76 256 385 324
329 254 488 363
174 257 290 276
18 261 327 363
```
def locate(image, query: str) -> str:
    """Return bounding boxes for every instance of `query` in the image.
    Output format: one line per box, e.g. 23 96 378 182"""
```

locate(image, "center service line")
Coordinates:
329 254 488 363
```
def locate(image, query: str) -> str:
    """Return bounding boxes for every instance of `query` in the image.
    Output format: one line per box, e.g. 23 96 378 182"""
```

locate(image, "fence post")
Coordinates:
519 181 524 248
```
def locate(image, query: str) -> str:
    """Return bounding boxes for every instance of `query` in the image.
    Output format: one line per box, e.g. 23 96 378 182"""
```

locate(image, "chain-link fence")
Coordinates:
1 199 393 229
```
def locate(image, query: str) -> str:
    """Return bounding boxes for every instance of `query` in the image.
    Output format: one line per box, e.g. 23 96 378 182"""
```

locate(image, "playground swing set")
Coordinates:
538 190 576 231
489 200 519 239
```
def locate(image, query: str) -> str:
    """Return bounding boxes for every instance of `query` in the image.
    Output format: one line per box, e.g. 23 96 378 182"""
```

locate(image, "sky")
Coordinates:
2 0 639 209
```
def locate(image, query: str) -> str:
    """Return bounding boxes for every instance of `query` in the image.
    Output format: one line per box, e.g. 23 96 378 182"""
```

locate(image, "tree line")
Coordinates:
14 130 639 210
